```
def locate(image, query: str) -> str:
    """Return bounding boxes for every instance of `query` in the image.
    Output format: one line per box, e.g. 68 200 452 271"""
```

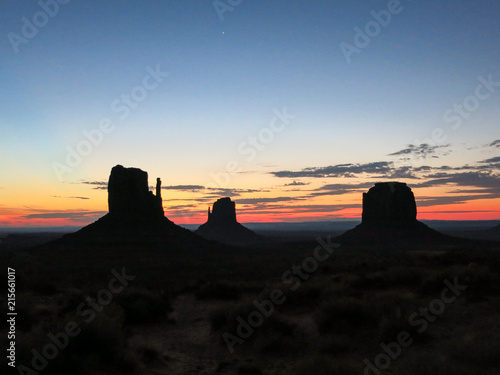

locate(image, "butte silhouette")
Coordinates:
195 197 262 246
337 182 454 246
57 165 208 246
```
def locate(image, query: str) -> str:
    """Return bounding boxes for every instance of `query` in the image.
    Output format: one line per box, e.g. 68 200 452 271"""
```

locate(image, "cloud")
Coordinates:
236 197 305 204
79 181 108 190
389 144 451 159
80 181 107 186
416 195 473 207
419 209 497 214
416 171 500 189
51 196 90 200
384 166 419 179
488 140 500 148
479 156 500 164
161 185 205 191
413 171 500 205
234 203 361 216
24 211 106 220
202 187 267 198
309 182 373 197
271 162 393 178
165 204 197 210
284 181 310 186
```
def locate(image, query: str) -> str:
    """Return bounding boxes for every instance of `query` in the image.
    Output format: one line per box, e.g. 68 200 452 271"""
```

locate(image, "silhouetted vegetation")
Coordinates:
3 233 500 374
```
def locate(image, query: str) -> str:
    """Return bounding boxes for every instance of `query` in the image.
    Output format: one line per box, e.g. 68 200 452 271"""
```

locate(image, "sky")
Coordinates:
1 0 499 227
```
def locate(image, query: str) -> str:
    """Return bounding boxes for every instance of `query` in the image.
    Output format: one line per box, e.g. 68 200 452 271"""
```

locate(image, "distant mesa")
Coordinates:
207 197 237 223
337 182 452 246
362 182 417 224
59 165 204 244
195 197 262 246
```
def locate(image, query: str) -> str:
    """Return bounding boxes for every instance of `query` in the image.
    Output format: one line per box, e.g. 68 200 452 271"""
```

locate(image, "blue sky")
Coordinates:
1 0 499 225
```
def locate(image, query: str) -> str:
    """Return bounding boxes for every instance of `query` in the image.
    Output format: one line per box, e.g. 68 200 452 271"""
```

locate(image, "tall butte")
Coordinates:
337 182 451 246
61 165 200 243
107 165 164 220
195 197 261 246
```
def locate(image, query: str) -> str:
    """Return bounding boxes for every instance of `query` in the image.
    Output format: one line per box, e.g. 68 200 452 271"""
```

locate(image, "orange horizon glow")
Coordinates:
2 180 499 228
2 204 499 228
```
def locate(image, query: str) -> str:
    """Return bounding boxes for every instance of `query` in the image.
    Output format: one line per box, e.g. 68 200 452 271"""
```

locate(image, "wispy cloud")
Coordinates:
309 182 374 197
488 140 500 148
389 143 451 159
203 187 267 197
24 210 106 221
284 181 310 186
236 196 305 204
271 161 393 178
51 195 90 200
161 185 204 191
416 171 499 189
79 181 108 190
80 181 107 186
479 156 500 164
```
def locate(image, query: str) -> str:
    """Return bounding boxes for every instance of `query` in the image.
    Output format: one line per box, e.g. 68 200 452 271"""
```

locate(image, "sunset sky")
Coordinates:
1 0 499 227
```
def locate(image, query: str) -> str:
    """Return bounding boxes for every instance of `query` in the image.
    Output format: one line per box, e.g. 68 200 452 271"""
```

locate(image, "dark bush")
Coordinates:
196 280 242 300
115 287 172 325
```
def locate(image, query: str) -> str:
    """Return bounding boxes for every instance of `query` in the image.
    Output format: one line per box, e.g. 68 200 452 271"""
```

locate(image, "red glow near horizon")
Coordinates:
2 205 499 228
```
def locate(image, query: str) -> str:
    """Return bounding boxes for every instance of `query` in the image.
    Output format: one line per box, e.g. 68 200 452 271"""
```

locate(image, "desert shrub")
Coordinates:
216 360 231 372
377 313 431 345
210 301 298 353
449 329 500 367
57 288 86 314
370 290 432 343
314 296 379 334
32 281 59 296
196 280 242 300
317 334 350 355
135 344 168 365
15 293 47 331
385 266 423 287
461 264 497 302
253 316 300 354
419 265 496 302
5 325 48 369
315 290 422 339
349 273 384 289
277 279 325 310
238 364 263 375
13 305 138 375
18 270 59 296
209 306 231 331
289 355 358 375
369 290 415 313
50 306 138 374
115 287 172 325
396 351 469 375
350 267 423 290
